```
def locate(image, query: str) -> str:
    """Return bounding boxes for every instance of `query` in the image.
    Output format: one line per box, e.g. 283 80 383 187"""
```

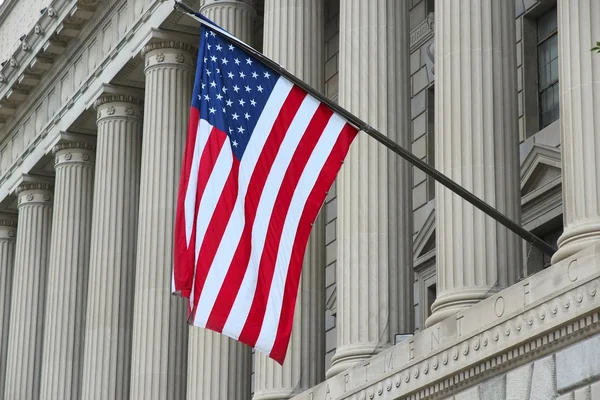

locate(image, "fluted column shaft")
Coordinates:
552 0 600 263
253 1 326 398
200 0 256 42
185 4 255 399
130 42 195 400
329 0 413 378
0 213 17 398
187 329 252 399
426 1 522 327
40 142 95 399
4 183 53 400
81 95 143 399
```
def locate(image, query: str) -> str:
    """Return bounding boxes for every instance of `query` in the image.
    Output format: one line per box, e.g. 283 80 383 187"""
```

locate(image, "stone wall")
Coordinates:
447 334 600 400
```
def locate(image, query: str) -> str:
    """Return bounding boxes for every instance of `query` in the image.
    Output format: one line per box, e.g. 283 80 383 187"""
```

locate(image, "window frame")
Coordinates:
536 8 559 129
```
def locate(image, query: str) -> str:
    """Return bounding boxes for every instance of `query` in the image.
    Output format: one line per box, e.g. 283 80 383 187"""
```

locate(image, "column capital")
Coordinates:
16 183 53 207
94 94 144 121
200 0 257 13
53 142 96 167
142 41 197 70
0 213 17 240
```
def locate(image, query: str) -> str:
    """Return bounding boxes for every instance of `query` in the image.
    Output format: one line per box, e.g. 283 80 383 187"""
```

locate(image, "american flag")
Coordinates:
173 18 357 363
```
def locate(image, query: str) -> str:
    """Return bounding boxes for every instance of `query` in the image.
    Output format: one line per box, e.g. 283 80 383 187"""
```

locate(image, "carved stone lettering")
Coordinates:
364 362 370 382
409 340 415 360
495 296 505 317
344 373 349 392
324 384 331 400
431 326 440 350
524 282 531 306
568 259 578 282
384 352 393 373
457 313 464 337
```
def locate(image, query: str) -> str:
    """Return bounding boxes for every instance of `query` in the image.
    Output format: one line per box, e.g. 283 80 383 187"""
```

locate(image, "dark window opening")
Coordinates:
537 8 559 129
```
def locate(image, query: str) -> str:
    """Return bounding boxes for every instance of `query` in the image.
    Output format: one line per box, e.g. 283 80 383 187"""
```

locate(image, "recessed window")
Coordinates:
427 284 436 318
542 228 562 269
537 8 559 129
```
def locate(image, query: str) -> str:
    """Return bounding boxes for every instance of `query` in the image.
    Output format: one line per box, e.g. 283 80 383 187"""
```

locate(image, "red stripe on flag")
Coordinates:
237 104 334 347
173 107 200 297
269 124 358 364
204 86 307 332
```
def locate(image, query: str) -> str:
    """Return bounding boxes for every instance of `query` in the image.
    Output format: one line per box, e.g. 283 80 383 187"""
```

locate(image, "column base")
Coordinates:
326 343 390 379
253 388 296 400
425 287 501 328
551 222 600 265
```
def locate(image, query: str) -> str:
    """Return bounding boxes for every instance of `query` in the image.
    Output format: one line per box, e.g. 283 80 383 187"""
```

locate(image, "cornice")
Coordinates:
410 12 434 52
0 0 106 127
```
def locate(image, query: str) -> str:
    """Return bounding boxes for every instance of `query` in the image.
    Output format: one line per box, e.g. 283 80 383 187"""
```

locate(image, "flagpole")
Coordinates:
172 0 556 258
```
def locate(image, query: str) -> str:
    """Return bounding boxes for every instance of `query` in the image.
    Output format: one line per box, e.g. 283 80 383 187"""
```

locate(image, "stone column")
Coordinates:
253 0 326 397
129 42 195 400
81 95 143 399
3 183 53 400
186 3 255 399
426 0 522 327
200 0 256 43
0 213 17 398
552 1 600 263
328 0 413 378
40 142 95 399
186 328 252 399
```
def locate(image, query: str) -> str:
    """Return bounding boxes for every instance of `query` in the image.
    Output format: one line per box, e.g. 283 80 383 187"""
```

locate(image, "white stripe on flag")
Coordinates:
194 128 233 259
184 119 211 245
256 113 347 354
222 94 321 340
192 77 294 327
190 123 233 307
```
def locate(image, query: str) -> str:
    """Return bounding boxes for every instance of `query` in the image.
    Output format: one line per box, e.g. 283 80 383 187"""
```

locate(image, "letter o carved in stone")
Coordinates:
495 296 505 317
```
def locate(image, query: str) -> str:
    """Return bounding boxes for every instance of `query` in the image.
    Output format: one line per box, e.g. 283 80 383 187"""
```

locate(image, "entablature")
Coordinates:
295 244 600 400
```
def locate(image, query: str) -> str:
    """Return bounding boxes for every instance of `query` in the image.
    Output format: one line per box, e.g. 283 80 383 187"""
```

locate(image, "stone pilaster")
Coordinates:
552 1 600 263
129 41 195 400
3 183 53 400
0 213 17 398
426 0 521 326
200 0 256 43
328 0 413 378
253 0 326 396
40 142 95 399
81 95 143 399
185 3 255 398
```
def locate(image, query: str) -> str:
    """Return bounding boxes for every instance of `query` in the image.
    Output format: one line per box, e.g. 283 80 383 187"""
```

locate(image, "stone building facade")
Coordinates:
0 0 598 399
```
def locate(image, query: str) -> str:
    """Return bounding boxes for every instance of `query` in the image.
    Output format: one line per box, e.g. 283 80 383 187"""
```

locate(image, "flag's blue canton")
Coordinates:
192 25 280 160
